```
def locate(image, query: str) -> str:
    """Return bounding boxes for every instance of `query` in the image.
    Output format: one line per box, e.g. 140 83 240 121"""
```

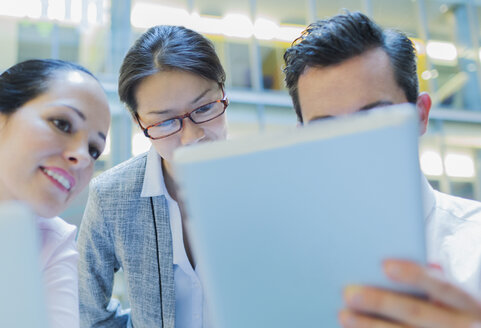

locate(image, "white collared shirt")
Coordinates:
141 147 207 328
422 176 481 294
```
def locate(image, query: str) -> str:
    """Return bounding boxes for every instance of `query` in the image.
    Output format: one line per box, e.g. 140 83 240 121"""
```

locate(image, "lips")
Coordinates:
40 166 76 192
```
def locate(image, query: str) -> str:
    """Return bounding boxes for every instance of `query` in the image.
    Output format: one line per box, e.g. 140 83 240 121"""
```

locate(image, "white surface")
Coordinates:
174 104 426 328
0 202 49 328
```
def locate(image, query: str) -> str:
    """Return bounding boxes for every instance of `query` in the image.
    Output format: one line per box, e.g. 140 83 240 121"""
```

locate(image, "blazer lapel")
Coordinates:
151 195 175 328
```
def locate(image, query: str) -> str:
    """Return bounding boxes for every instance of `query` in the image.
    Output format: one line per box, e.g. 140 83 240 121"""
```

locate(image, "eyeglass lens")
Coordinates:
147 100 225 139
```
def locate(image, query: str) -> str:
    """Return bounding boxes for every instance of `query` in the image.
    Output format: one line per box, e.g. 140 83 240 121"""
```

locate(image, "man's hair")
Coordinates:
119 25 226 116
283 11 419 123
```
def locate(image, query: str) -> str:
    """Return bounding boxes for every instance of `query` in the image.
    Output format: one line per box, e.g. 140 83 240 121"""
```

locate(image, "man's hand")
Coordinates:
339 259 481 327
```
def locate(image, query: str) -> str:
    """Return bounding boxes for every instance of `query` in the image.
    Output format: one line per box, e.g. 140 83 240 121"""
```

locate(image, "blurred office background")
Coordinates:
2 0 481 222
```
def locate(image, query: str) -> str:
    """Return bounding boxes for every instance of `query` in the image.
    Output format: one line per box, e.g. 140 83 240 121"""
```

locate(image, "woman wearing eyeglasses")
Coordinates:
78 26 228 328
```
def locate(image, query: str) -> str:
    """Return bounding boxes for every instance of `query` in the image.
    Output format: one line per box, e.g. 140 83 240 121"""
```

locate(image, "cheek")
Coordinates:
0 134 44 177
9 124 59 161
75 165 94 196
204 116 228 140
151 138 179 162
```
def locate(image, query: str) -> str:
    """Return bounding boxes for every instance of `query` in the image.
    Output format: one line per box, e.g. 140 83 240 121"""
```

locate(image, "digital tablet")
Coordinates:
174 104 425 328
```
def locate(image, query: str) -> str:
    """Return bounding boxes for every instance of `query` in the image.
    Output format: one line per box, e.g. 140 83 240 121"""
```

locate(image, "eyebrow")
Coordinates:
190 87 213 105
308 100 395 123
359 100 394 111
146 87 215 116
63 104 106 141
64 104 86 120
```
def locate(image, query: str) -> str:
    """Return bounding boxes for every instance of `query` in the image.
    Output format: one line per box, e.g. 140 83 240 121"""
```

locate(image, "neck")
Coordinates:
0 186 13 203
162 159 195 267
162 159 178 202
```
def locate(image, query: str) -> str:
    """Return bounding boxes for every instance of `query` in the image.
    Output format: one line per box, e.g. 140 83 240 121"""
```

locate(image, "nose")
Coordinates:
63 139 91 169
180 118 205 146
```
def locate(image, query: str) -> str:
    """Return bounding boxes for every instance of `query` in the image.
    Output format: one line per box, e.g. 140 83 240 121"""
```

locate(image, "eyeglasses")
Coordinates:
136 92 229 140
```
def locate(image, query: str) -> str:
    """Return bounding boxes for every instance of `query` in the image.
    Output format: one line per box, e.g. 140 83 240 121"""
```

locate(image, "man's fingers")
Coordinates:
343 285 476 328
383 259 481 317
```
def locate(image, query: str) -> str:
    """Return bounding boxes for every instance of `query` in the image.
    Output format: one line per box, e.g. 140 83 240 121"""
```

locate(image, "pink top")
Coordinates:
37 217 79 328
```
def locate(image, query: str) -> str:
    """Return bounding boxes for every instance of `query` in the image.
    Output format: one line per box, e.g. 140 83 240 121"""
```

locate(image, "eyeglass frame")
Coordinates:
135 89 229 140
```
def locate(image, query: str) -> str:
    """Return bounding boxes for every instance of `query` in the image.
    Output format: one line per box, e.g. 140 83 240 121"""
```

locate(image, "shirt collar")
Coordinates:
140 147 168 198
421 175 436 220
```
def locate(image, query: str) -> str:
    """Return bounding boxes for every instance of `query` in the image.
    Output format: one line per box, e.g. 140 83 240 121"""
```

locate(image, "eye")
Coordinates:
88 144 102 160
50 118 73 133
156 119 177 128
194 103 215 114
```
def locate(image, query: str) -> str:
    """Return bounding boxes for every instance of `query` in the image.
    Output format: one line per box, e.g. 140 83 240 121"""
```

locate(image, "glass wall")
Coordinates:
3 0 481 222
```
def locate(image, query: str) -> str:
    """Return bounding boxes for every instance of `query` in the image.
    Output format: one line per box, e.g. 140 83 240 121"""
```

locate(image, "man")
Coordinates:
284 11 481 327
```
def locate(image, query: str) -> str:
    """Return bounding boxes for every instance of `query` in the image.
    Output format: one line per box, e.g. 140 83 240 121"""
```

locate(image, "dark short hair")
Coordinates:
0 59 96 115
283 11 419 123
118 25 226 116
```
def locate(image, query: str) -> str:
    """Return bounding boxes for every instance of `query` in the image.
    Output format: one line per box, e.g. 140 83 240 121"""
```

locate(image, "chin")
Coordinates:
33 203 64 219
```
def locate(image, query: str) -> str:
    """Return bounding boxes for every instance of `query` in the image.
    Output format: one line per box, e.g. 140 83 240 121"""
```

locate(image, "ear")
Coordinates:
416 92 431 135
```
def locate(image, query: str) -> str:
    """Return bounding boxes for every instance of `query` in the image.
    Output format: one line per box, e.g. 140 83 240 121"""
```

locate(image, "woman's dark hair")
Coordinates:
119 25 226 115
284 11 418 123
0 59 97 115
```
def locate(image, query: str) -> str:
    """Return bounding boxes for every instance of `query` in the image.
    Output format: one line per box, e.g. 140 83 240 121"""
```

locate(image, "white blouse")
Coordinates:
140 147 208 328
37 216 79 328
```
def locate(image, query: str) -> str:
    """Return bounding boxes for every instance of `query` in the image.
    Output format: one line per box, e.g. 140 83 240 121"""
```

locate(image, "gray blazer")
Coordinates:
78 153 175 328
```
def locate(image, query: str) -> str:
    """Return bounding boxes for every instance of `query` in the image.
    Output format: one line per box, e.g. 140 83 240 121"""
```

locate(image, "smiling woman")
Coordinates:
0 59 111 328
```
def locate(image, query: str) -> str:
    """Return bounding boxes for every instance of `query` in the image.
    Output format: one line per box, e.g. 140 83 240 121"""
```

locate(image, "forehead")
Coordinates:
34 71 110 131
297 47 407 122
47 70 102 98
135 70 219 113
